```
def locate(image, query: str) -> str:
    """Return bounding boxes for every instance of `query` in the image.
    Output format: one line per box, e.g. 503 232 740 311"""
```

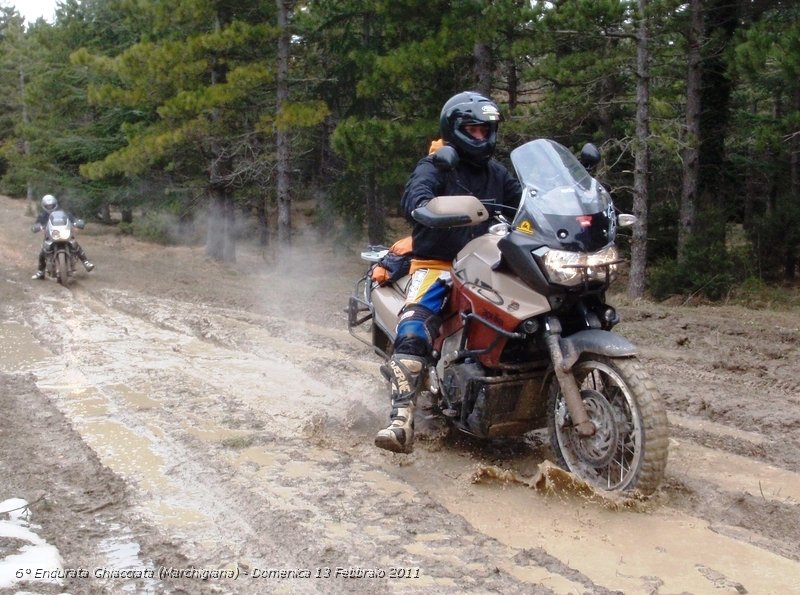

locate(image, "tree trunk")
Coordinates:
473 42 493 96
19 66 34 202
506 60 518 110
356 11 384 243
206 11 235 263
222 195 235 262
505 23 519 110
206 193 225 260
697 0 740 245
785 87 800 280
767 93 783 216
206 165 235 265
365 171 384 245
276 0 292 252
597 43 617 142
256 200 269 247
791 87 800 203
628 0 650 299
743 133 756 231
678 0 702 263
205 190 235 262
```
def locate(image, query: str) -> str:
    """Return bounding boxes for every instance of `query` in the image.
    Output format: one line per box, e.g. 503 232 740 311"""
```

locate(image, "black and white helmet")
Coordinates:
41 194 58 213
439 91 502 166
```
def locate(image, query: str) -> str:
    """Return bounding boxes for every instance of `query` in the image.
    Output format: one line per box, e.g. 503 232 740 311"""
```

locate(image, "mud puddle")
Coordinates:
1 194 799 594
8 288 800 594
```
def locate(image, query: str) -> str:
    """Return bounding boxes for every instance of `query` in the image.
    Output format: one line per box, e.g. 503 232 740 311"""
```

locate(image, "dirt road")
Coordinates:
1 194 798 595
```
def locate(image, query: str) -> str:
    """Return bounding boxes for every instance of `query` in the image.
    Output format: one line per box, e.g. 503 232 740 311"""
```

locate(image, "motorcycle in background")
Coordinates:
32 210 86 287
349 139 668 496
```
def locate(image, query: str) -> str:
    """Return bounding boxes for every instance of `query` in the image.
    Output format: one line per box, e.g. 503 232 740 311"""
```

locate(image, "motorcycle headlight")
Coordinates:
52 229 71 240
540 245 621 286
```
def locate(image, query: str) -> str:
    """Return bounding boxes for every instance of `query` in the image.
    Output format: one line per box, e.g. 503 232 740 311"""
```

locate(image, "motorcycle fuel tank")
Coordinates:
453 233 551 321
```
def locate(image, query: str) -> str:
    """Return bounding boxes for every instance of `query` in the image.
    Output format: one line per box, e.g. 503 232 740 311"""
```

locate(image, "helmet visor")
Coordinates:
461 122 490 140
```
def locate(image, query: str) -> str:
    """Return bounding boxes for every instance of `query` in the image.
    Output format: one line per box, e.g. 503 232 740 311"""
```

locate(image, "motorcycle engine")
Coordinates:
441 361 485 409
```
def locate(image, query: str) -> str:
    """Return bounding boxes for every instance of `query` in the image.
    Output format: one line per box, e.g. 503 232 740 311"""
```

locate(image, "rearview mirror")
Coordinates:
74 219 85 229
31 223 42 233
579 143 601 172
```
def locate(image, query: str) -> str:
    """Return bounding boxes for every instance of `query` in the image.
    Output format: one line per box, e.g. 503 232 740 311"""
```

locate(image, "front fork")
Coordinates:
544 318 596 437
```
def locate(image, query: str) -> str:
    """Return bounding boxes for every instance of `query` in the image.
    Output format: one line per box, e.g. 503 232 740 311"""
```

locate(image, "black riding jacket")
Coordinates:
401 153 522 262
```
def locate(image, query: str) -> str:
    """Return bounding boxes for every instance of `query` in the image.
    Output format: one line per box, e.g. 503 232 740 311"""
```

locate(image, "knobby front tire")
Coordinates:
55 251 70 287
548 355 669 496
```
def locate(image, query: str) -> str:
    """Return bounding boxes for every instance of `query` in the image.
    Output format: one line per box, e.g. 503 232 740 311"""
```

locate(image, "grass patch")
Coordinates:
725 277 800 310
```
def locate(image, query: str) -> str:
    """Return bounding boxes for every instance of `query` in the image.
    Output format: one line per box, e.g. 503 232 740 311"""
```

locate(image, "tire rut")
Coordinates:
14 282 574 593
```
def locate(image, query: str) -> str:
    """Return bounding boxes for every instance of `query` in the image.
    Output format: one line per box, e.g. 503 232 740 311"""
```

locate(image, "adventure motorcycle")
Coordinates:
32 210 86 287
348 139 668 495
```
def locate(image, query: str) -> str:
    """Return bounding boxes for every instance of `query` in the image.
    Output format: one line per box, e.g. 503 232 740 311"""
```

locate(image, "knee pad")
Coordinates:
394 335 429 358
396 304 442 356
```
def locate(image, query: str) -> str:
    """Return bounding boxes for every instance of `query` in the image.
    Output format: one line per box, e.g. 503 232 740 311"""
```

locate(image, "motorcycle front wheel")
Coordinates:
55 251 70 286
548 355 668 496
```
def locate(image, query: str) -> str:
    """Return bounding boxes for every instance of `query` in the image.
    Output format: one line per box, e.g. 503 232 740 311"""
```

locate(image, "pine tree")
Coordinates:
77 0 281 260
731 3 800 279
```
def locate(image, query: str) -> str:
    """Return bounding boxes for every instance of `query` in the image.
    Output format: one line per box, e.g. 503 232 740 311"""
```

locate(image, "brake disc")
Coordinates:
572 389 620 467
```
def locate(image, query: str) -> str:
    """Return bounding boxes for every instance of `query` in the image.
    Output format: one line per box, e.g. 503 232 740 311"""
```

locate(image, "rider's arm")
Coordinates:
400 157 445 222
502 169 523 210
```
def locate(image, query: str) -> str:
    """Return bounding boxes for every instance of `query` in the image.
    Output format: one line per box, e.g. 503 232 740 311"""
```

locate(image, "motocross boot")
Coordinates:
83 260 95 272
374 355 425 454
34 252 47 280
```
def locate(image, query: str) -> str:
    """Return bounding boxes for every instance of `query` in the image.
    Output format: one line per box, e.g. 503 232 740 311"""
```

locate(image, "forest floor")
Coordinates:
1 194 799 595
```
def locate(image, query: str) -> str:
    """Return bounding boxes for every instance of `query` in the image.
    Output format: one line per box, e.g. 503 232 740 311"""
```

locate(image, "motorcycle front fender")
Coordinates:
559 329 637 370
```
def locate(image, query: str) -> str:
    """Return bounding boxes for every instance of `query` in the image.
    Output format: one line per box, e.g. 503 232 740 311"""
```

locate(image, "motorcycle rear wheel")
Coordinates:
548 355 668 496
55 251 70 286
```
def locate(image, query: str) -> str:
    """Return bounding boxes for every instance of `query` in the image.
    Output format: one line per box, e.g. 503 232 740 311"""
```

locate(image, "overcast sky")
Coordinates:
11 0 56 23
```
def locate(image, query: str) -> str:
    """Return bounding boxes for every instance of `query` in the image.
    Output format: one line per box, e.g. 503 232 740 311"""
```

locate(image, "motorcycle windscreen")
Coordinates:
511 139 594 195
48 211 70 226
510 139 615 252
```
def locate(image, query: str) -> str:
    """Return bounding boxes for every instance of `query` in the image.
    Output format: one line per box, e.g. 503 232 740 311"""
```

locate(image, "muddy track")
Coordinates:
1 195 799 594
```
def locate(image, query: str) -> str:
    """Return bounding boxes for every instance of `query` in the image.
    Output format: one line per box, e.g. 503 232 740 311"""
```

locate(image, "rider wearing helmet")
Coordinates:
375 91 522 454
440 91 501 166
31 194 95 280
41 194 58 215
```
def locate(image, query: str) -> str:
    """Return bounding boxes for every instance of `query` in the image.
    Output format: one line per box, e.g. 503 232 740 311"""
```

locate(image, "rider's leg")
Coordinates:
74 242 94 271
374 352 426 453
32 249 46 279
375 269 449 453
